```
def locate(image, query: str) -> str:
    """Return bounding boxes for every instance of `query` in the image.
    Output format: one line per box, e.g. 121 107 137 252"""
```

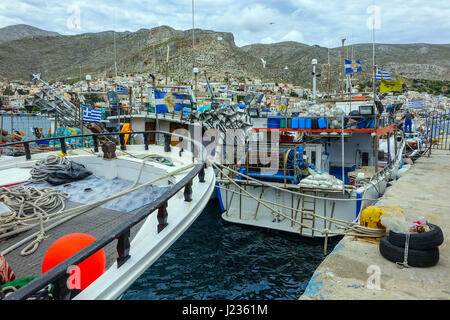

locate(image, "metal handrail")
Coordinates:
0 130 205 162
3 131 207 300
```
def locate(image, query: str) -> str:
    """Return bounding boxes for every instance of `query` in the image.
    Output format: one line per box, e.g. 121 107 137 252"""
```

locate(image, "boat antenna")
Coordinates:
192 0 195 88
371 0 379 173
372 0 376 103
113 8 118 82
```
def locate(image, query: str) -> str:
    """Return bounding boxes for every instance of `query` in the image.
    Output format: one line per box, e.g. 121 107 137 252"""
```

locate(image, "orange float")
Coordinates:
42 233 106 290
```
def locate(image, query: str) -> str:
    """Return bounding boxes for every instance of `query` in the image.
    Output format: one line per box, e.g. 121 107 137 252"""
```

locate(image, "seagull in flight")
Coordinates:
269 22 275 25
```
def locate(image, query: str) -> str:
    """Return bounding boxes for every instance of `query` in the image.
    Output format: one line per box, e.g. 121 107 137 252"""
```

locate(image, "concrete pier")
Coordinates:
300 149 450 300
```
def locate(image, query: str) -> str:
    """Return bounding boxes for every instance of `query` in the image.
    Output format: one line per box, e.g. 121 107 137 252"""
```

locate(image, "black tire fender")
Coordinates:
388 223 444 250
379 236 439 268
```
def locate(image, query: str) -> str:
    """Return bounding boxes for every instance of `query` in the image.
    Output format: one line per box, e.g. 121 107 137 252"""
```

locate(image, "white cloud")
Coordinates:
260 36 276 44
281 30 304 43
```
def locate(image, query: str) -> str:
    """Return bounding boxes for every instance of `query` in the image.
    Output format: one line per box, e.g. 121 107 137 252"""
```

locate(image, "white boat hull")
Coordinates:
0 144 216 300
217 141 405 238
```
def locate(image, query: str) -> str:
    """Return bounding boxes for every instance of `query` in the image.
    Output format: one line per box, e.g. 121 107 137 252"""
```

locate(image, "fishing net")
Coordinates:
360 205 405 231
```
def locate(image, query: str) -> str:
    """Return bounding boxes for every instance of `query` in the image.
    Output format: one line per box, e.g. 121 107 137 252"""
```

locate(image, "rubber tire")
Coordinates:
388 223 444 250
379 237 439 268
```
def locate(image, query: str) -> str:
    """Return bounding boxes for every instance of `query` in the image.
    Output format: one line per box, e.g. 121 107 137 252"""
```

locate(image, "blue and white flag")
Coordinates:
154 90 184 114
345 59 362 74
407 100 423 109
83 106 102 123
374 68 392 80
116 84 129 95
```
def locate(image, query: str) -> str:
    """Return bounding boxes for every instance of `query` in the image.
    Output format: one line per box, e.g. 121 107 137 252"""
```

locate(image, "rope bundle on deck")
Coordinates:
0 185 69 223
29 155 71 183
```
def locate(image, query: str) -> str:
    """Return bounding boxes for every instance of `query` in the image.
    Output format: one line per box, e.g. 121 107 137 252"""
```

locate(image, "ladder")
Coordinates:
30 74 114 144
300 190 317 237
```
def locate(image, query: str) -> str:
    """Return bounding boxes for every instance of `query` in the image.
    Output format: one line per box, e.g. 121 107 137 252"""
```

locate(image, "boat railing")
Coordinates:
0 130 205 163
254 113 394 132
369 138 405 183
2 130 207 300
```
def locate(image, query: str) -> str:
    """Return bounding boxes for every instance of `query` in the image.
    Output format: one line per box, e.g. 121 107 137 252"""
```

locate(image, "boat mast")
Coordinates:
113 8 118 82
327 48 331 97
192 0 195 90
113 8 121 132
341 38 346 96
372 2 379 172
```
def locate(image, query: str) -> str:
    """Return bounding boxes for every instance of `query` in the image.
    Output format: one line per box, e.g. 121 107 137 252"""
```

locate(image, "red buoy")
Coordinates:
42 233 106 290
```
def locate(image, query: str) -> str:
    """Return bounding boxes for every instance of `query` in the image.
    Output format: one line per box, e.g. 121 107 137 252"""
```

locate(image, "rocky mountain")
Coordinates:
0 25 264 84
0 24 449 93
0 24 59 44
242 42 450 90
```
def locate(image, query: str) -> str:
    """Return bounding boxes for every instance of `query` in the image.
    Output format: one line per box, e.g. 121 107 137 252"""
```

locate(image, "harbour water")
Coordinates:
121 199 342 300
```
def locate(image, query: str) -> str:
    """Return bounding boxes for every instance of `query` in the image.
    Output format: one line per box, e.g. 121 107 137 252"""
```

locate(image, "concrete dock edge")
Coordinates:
300 149 450 300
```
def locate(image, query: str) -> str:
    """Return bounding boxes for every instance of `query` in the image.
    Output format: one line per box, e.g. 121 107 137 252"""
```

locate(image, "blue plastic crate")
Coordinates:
306 118 312 129
268 117 281 128
298 118 306 129
318 118 327 129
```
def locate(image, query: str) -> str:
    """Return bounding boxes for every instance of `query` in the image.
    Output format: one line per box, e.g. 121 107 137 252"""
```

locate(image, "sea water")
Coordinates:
121 199 341 300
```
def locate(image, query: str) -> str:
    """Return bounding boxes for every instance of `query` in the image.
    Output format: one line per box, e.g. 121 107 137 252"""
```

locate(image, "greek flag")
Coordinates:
116 84 129 95
345 59 362 74
83 106 102 123
374 68 392 80
154 90 184 114
407 100 423 109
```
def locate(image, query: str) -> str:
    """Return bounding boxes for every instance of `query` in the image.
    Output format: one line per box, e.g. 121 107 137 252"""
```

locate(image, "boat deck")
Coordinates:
0 201 145 280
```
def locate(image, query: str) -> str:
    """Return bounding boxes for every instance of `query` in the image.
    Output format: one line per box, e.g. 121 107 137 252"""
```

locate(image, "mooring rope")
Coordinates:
28 155 71 183
0 162 195 256
212 161 381 202
0 152 195 256
212 161 386 240
0 185 69 223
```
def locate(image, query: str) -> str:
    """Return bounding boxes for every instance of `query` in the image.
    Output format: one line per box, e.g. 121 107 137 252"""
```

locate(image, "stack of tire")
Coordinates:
379 223 444 267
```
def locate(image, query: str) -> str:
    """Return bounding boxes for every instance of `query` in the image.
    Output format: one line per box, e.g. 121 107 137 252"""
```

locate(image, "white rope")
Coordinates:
28 155 71 183
1 162 195 256
213 162 386 238
20 213 47 256
0 185 68 224
212 160 381 202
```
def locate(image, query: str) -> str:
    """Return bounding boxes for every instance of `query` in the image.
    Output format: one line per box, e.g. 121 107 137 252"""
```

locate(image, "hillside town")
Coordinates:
1 72 449 114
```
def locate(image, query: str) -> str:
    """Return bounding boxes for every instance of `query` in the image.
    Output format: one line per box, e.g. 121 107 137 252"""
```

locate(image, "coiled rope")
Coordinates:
28 155 71 183
0 185 69 223
0 159 195 256
0 185 69 256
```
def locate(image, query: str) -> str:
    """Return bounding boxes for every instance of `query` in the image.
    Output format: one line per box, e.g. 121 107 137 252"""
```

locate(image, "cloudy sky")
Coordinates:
0 0 449 47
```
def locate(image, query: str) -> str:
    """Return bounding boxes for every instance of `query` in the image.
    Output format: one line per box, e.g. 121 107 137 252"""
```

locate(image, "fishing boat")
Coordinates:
214 99 406 238
0 130 215 300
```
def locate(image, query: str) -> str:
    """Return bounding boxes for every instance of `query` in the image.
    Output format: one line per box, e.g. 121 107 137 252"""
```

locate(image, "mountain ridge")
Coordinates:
0 24 59 44
0 24 449 90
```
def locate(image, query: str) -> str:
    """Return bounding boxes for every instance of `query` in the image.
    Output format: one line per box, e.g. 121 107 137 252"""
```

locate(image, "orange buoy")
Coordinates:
42 233 106 290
